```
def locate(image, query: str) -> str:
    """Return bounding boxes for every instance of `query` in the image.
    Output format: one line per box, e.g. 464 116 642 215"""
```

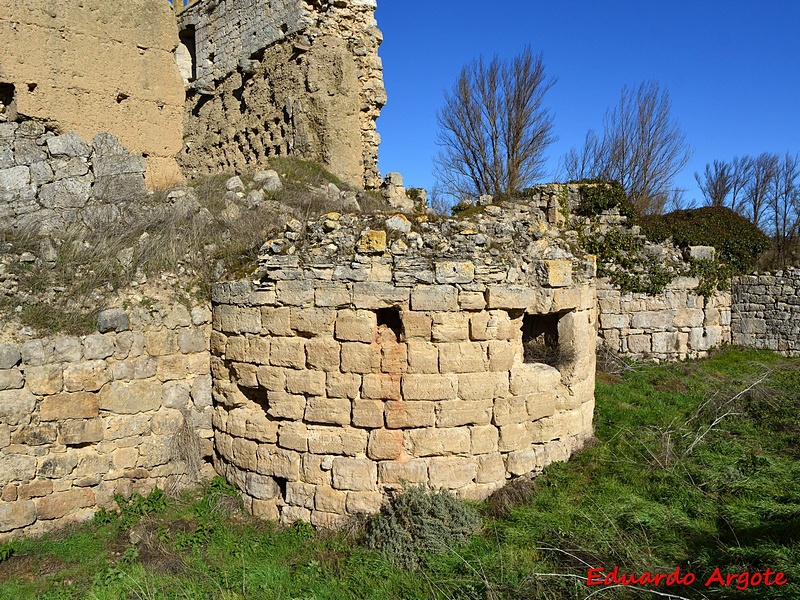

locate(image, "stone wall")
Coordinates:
178 0 385 188
0 304 213 541
0 0 185 187
732 268 800 355
210 201 597 525
596 279 732 361
0 123 152 233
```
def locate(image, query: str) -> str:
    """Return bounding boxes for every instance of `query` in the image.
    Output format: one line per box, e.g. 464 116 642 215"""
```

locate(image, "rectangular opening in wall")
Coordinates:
0 83 15 122
178 25 197 82
522 310 573 368
377 306 403 342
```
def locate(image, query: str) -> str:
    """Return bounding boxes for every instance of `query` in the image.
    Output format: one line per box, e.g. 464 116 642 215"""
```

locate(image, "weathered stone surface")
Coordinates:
411 286 458 311
40 392 99 421
0 388 36 426
63 361 111 392
335 310 377 342
97 309 130 333
367 429 403 460
332 458 377 491
35 488 95 520
0 345 21 369
0 500 36 532
428 457 477 489
98 380 162 414
0 369 24 391
402 374 457 400
407 427 470 456
385 401 435 429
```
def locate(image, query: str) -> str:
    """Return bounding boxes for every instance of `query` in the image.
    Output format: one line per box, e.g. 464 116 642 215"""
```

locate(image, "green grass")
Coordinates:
1 348 798 599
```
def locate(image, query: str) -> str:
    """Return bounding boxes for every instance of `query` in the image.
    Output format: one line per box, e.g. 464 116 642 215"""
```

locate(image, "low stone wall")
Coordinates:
211 203 596 526
0 123 150 233
0 304 213 541
596 278 732 361
732 268 800 355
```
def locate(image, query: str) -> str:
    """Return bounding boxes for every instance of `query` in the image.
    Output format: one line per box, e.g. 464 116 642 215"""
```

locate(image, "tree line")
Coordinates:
433 47 798 266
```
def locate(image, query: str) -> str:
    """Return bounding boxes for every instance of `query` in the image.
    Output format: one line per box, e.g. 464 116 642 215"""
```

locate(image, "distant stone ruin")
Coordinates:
176 0 385 188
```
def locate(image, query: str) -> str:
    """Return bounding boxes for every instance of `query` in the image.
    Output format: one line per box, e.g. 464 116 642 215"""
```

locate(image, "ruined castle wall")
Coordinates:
597 279 732 361
178 0 385 188
210 204 596 526
731 269 800 355
0 0 186 187
0 304 213 541
0 124 153 233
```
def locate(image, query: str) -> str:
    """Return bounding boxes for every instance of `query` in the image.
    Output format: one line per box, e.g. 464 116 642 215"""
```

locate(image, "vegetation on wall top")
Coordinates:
641 206 770 274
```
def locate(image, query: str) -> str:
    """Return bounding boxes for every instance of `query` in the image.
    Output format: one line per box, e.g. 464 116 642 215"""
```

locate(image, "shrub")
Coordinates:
364 485 481 569
572 180 636 220
641 206 769 273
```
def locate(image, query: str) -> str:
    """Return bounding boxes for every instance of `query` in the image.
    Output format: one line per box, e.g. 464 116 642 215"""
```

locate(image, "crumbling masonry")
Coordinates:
209 199 597 525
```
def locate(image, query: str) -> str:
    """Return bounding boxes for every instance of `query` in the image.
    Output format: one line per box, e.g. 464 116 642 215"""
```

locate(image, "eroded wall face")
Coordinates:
178 0 385 188
0 0 186 187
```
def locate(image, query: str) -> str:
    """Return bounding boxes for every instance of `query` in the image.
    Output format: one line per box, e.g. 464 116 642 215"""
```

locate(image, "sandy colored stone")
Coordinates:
63 361 110 392
406 340 438 374
367 430 404 460
261 307 293 336
335 310 377 342
470 425 499 454
362 373 401 400
61 419 104 445
400 311 432 339
431 313 470 342
378 459 428 485
305 397 351 426
315 487 347 513
346 491 383 514
407 427 469 456
291 308 336 337
270 337 306 369
305 338 340 372
340 342 381 374
286 370 325 396
332 458 377 491
0 500 36 532
99 379 162 414
385 401 435 429
307 427 368 456
213 306 262 334
428 457 477 489
436 400 493 427
438 342 488 373
411 286 458 311
402 374 457 400
486 340 519 371
266 391 306 420
326 372 361 399
352 399 384 428
35 488 95 520
498 423 532 452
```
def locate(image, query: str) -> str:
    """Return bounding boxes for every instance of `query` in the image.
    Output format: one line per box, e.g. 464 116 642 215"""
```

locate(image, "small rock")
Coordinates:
97 309 130 333
254 169 282 192
247 189 265 208
225 176 245 192
19 252 35 263
385 214 412 233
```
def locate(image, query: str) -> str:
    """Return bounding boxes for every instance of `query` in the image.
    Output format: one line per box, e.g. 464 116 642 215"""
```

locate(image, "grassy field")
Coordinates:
0 347 797 599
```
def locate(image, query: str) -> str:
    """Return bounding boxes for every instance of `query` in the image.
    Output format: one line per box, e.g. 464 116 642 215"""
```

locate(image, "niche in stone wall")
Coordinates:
0 83 16 122
177 25 197 83
522 310 575 369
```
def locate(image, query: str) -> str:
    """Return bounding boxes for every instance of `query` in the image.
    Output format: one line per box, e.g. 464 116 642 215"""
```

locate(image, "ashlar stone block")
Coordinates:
410 285 458 311
332 458 377 491
402 374 457 400
305 397 351 426
385 401 435 429
428 457 477 489
438 342 487 373
436 400 493 427
407 427 469 456
335 310 377 342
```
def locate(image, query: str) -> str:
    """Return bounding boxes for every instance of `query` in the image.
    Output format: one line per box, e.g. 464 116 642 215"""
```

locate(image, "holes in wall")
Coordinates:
377 307 403 342
0 83 15 123
116 92 129 104
179 25 197 82
522 310 574 368
27 82 37 93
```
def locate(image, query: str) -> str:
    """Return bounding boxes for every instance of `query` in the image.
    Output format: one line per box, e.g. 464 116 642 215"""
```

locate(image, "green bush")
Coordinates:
641 206 769 273
573 180 636 219
364 485 481 569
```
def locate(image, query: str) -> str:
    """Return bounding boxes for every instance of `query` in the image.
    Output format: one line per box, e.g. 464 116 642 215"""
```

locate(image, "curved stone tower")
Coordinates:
210 197 596 526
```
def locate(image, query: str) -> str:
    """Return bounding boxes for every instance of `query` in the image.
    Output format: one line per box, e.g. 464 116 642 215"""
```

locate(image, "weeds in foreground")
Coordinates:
0 349 797 599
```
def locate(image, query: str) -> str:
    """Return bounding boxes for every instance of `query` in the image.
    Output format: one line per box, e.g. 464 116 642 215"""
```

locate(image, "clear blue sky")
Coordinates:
375 1 800 205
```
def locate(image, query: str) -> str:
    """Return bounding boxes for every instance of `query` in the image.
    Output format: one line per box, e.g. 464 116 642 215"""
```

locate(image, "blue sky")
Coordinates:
374 1 800 205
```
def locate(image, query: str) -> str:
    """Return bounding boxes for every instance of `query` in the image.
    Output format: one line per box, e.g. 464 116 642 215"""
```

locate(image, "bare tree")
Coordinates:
741 152 779 229
434 47 556 201
695 160 733 207
730 155 754 214
767 153 800 265
563 81 691 215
